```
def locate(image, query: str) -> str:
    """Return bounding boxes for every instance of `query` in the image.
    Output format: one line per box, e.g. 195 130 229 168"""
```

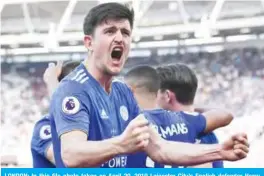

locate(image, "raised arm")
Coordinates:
43 61 63 98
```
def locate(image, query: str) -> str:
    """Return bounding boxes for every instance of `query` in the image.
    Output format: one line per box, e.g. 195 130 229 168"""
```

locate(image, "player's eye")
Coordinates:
106 29 115 35
122 31 130 37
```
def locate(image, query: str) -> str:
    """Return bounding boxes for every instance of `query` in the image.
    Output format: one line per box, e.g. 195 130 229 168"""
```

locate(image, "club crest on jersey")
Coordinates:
62 96 80 114
120 105 128 121
39 125 51 140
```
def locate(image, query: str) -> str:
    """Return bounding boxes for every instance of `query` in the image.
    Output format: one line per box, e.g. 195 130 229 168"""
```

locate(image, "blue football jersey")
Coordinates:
31 115 55 168
199 132 224 168
49 63 140 168
127 109 206 168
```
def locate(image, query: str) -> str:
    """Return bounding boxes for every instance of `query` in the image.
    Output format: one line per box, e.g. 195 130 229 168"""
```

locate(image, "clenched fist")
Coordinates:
117 114 150 154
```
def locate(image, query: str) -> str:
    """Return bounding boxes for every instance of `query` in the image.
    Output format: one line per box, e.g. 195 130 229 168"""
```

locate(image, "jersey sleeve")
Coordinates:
182 111 207 135
31 119 52 157
50 82 91 137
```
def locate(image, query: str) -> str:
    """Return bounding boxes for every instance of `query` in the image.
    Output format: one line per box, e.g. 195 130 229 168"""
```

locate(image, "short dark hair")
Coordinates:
124 65 160 94
157 64 198 105
83 2 134 35
58 61 81 82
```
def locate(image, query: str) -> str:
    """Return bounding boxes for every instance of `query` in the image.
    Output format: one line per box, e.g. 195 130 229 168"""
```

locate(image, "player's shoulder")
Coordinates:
143 109 168 115
179 111 205 122
180 111 200 116
55 63 89 93
32 114 52 141
144 109 182 119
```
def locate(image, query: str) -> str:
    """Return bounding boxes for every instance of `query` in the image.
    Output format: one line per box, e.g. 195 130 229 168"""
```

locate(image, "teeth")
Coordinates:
113 47 122 51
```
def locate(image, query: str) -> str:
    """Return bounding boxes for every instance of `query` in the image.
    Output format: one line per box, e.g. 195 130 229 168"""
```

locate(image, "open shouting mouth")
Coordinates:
111 46 123 62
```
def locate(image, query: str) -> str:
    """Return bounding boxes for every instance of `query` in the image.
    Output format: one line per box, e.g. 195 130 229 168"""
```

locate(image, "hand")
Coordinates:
43 60 63 85
117 114 150 154
144 125 164 162
220 133 249 161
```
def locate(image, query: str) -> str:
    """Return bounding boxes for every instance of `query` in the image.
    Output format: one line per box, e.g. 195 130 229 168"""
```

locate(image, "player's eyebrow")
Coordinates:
103 26 131 35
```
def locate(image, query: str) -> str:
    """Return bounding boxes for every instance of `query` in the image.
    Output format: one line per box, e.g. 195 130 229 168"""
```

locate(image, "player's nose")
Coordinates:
114 30 123 44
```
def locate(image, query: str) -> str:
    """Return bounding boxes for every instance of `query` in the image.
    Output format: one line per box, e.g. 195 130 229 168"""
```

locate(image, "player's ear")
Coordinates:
84 35 93 51
165 90 171 103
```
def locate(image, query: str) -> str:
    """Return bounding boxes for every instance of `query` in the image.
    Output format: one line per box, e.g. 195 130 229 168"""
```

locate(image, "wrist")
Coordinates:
213 144 225 160
111 135 126 155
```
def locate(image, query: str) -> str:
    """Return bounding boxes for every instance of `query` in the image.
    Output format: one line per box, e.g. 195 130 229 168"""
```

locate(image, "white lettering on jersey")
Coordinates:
102 156 127 168
157 123 188 138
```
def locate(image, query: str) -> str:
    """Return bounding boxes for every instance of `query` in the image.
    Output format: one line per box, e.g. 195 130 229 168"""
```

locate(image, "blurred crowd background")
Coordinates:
1 0 264 168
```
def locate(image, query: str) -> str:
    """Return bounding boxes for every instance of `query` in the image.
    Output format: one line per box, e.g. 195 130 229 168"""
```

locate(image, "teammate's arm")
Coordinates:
145 127 249 166
202 109 233 133
42 61 62 164
43 61 63 98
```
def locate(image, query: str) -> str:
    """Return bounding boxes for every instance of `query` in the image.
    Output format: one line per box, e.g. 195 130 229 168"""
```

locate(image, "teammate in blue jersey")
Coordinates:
124 65 233 168
31 61 80 168
156 64 226 168
50 2 249 168
31 115 54 168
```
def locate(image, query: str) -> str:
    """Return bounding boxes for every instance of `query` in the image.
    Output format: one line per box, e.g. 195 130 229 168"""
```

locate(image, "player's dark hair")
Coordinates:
58 61 81 82
156 64 198 105
124 65 160 94
83 2 134 35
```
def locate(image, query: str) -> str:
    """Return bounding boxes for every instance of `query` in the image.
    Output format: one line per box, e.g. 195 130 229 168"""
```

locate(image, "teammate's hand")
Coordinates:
43 60 63 85
220 133 249 161
117 114 150 154
144 125 164 161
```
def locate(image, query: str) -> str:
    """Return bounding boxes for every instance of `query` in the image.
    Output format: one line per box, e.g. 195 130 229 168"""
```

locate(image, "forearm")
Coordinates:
203 109 233 133
153 141 223 166
46 80 59 99
62 136 122 167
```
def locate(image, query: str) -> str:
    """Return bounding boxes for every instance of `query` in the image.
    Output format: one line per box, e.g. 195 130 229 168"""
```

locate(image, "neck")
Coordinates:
170 103 194 112
137 94 157 110
84 58 112 93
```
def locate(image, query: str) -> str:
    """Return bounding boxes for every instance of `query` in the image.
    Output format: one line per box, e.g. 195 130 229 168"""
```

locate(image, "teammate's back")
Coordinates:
156 64 228 168
127 109 207 168
124 65 234 168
